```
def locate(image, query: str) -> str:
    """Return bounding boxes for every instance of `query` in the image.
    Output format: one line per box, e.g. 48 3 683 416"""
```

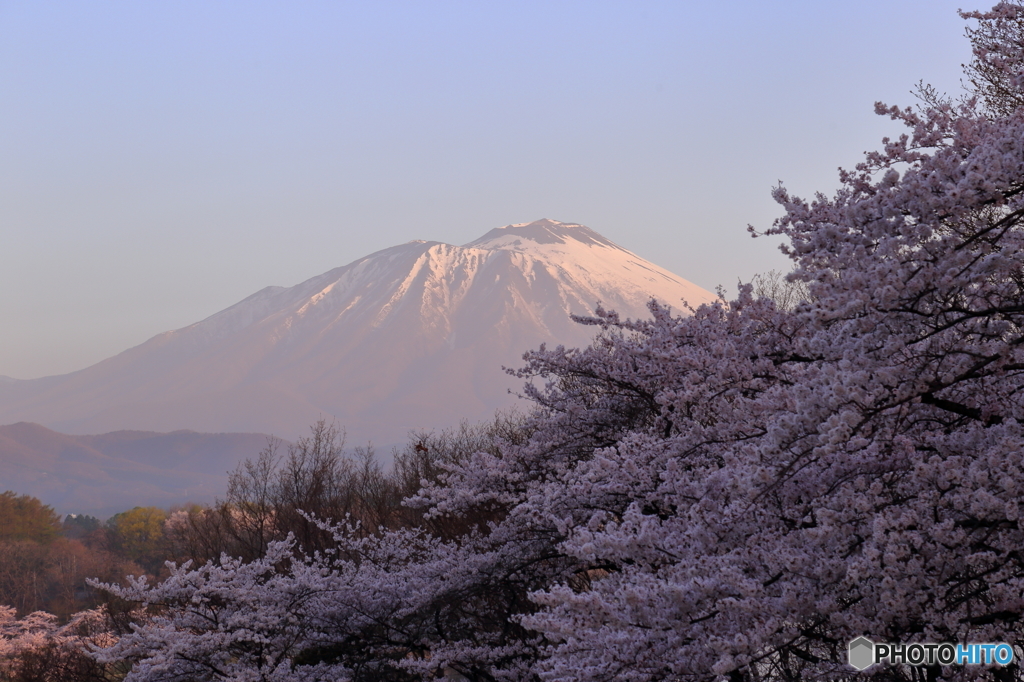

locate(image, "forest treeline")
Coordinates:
0 491 144 620
0 416 526 682
0 415 524 617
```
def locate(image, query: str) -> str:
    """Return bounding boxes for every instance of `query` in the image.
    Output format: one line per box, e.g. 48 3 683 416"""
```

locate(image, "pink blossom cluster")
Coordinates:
0 606 114 676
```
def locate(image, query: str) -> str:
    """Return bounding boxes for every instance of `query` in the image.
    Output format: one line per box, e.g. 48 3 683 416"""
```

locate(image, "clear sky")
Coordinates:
1 1 974 380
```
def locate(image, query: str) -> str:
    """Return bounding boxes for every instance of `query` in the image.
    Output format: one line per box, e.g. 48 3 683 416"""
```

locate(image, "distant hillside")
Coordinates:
0 423 271 517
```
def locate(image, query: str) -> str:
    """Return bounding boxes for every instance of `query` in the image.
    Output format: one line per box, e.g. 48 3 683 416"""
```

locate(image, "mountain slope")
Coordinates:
0 422 270 517
0 220 715 444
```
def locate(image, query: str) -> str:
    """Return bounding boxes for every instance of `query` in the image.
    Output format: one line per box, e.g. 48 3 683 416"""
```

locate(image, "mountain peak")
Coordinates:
464 219 624 252
0 220 715 444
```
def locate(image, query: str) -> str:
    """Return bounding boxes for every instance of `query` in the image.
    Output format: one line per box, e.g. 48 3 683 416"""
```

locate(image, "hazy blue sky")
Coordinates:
2 1 974 379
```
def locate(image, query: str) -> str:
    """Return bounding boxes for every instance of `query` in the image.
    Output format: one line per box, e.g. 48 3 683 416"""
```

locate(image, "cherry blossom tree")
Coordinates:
1 605 115 681
521 2 1024 678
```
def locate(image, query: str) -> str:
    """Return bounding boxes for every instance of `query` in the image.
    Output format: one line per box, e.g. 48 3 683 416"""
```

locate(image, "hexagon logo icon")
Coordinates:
849 637 875 671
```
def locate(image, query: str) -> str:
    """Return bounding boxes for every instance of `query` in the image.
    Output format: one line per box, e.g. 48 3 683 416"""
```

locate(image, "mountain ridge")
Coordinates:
0 220 715 443
0 422 271 517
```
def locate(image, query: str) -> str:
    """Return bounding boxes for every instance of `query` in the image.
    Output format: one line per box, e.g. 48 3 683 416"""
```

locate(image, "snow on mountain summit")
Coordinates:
0 221 715 444
465 218 624 251
464 218 714 316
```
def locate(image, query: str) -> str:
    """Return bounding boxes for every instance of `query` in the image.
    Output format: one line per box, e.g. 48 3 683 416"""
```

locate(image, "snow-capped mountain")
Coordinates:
0 220 715 445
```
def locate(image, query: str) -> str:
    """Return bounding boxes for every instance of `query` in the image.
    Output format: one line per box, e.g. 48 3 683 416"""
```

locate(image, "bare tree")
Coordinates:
750 269 810 311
